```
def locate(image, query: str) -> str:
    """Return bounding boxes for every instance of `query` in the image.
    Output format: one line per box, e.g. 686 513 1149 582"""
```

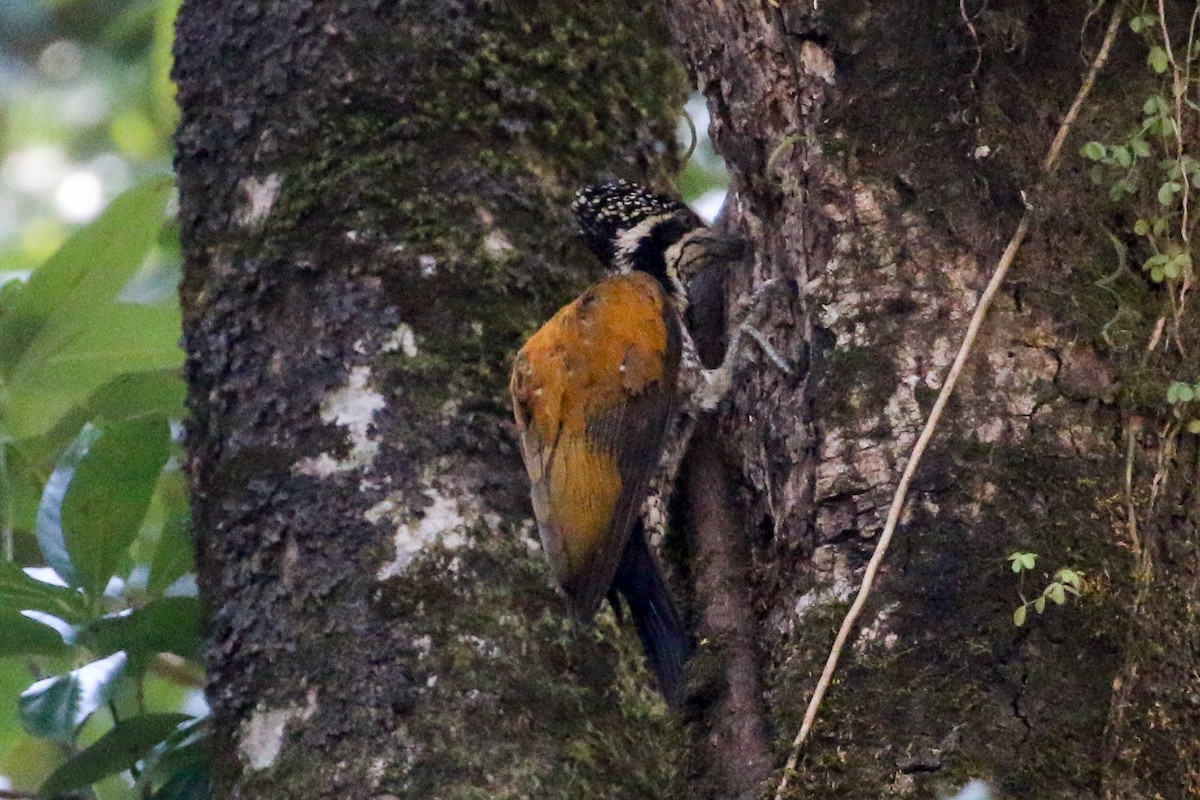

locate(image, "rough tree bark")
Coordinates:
175 0 1200 797
665 0 1200 798
173 1 693 797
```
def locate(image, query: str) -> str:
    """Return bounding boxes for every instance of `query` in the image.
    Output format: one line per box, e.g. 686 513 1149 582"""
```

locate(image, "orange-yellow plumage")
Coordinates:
511 179 702 705
510 270 679 620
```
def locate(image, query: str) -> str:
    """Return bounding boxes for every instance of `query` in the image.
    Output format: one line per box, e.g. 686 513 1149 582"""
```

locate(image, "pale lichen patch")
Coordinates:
854 602 900 655
294 366 386 477
376 488 470 580
237 690 317 772
789 545 857 633
381 323 419 357
800 40 837 84
235 174 282 228
483 229 515 259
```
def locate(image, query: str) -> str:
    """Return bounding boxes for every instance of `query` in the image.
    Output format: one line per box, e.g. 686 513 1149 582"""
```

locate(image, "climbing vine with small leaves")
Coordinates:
1081 2 1198 427
1006 552 1085 627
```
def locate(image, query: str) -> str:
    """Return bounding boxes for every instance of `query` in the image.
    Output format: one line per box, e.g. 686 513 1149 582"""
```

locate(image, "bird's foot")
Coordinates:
693 278 794 411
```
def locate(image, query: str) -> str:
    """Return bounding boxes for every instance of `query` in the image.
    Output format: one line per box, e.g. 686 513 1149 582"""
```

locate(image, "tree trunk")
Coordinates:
172 1 691 797
665 0 1200 798
176 0 1200 797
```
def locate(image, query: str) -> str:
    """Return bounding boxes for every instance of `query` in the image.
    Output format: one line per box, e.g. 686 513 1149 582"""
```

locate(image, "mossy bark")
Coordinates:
173 1 690 797
664 1 1199 797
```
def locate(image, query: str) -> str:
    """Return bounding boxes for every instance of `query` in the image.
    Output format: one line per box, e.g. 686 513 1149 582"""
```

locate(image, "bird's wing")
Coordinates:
510 273 681 621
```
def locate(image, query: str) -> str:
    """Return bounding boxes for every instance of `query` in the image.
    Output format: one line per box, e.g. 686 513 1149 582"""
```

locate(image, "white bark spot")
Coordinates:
237 692 316 772
483 229 514 259
852 189 883 225
294 366 385 477
376 489 469 579
793 545 855 621
854 603 899 655
381 323 419 357
801 40 836 84
235 174 282 228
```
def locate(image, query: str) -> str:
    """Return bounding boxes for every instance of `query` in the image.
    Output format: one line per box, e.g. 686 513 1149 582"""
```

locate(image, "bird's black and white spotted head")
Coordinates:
572 180 704 302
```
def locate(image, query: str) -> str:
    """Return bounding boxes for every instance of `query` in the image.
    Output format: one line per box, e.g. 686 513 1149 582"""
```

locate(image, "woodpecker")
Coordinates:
510 180 708 706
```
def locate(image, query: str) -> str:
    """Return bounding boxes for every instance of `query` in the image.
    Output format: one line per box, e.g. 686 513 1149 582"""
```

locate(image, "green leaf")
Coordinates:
19 651 127 742
16 370 185 491
35 424 103 589
1148 45 1169 73
1187 419 1200 434
1056 568 1082 589
1019 552 1037 570
0 560 85 620
1130 14 1156 32
1013 605 1027 626
1151 265 1165 282
5 302 182 440
154 764 209 800
1112 146 1132 168
1143 94 1169 116
83 597 203 662
1158 181 1181 206
0 612 72 658
1080 141 1107 161
151 0 183 128
1168 382 1195 403
61 417 171 601
136 716 209 794
1131 138 1152 158
0 178 172 377
1047 582 1067 605
86 369 186 425
40 713 191 796
1134 219 1150 236
1109 178 1135 201
148 506 193 598
1144 253 1169 273
1033 595 1046 614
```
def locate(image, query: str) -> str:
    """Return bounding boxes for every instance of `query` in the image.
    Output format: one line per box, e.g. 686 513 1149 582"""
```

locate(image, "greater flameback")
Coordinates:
510 180 703 706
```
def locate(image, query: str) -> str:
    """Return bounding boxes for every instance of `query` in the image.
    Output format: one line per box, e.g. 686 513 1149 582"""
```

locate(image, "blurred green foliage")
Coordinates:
675 94 729 219
0 176 208 797
1 0 180 274
1 1 205 798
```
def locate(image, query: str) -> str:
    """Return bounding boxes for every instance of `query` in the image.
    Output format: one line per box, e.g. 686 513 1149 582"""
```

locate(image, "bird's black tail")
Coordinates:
610 520 691 708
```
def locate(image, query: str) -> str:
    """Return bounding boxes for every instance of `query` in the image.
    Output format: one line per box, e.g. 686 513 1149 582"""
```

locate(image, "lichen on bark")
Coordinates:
663 0 1198 797
174 0 692 797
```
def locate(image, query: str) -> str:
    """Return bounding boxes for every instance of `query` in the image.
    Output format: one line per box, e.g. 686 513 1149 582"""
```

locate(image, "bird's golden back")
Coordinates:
510 271 681 618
